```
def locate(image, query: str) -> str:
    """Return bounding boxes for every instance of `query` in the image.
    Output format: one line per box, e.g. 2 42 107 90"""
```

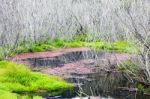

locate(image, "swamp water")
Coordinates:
21 51 150 99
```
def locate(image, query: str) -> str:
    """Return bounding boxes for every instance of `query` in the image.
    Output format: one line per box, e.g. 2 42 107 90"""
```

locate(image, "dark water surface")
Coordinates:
43 72 150 99
22 51 150 99
24 50 104 67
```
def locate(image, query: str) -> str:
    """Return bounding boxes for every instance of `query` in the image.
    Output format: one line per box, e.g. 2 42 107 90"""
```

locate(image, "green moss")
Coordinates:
17 40 138 53
0 39 139 60
18 95 42 99
0 89 43 99
84 40 139 53
0 89 18 99
51 39 66 48
84 41 110 50
64 41 84 48
114 41 129 50
113 41 138 53
0 61 73 98
15 43 56 54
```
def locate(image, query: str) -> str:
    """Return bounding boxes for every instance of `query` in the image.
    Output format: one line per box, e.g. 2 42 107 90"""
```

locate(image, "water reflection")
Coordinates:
21 50 150 99
50 71 149 99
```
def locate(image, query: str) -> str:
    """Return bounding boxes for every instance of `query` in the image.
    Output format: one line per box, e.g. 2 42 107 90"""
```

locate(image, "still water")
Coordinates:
22 50 150 99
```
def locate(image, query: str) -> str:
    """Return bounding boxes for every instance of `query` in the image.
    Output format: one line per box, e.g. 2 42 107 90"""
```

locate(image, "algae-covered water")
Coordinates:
18 50 150 99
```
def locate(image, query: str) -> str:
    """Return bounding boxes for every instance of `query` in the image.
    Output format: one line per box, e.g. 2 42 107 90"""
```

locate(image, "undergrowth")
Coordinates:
117 60 150 94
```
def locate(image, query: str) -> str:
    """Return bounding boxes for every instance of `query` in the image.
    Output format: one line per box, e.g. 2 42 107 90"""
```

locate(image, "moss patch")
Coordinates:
17 40 138 53
0 61 73 98
84 41 138 53
0 39 139 60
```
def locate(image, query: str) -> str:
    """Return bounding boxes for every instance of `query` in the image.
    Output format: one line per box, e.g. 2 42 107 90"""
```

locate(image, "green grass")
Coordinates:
0 88 42 99
117 60 140 75
15 40 138 54
84 40 138 53
113 41 138 53
0 39 139 60
0 89 18 99
0 61 73 99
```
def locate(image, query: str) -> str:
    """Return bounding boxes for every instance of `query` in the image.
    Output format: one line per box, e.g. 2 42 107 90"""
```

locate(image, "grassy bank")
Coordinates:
12 39 138 55
0 38 139 60
0 61 73 99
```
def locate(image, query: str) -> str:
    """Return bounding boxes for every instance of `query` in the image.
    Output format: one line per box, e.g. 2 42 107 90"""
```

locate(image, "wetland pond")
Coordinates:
13 49 150 99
